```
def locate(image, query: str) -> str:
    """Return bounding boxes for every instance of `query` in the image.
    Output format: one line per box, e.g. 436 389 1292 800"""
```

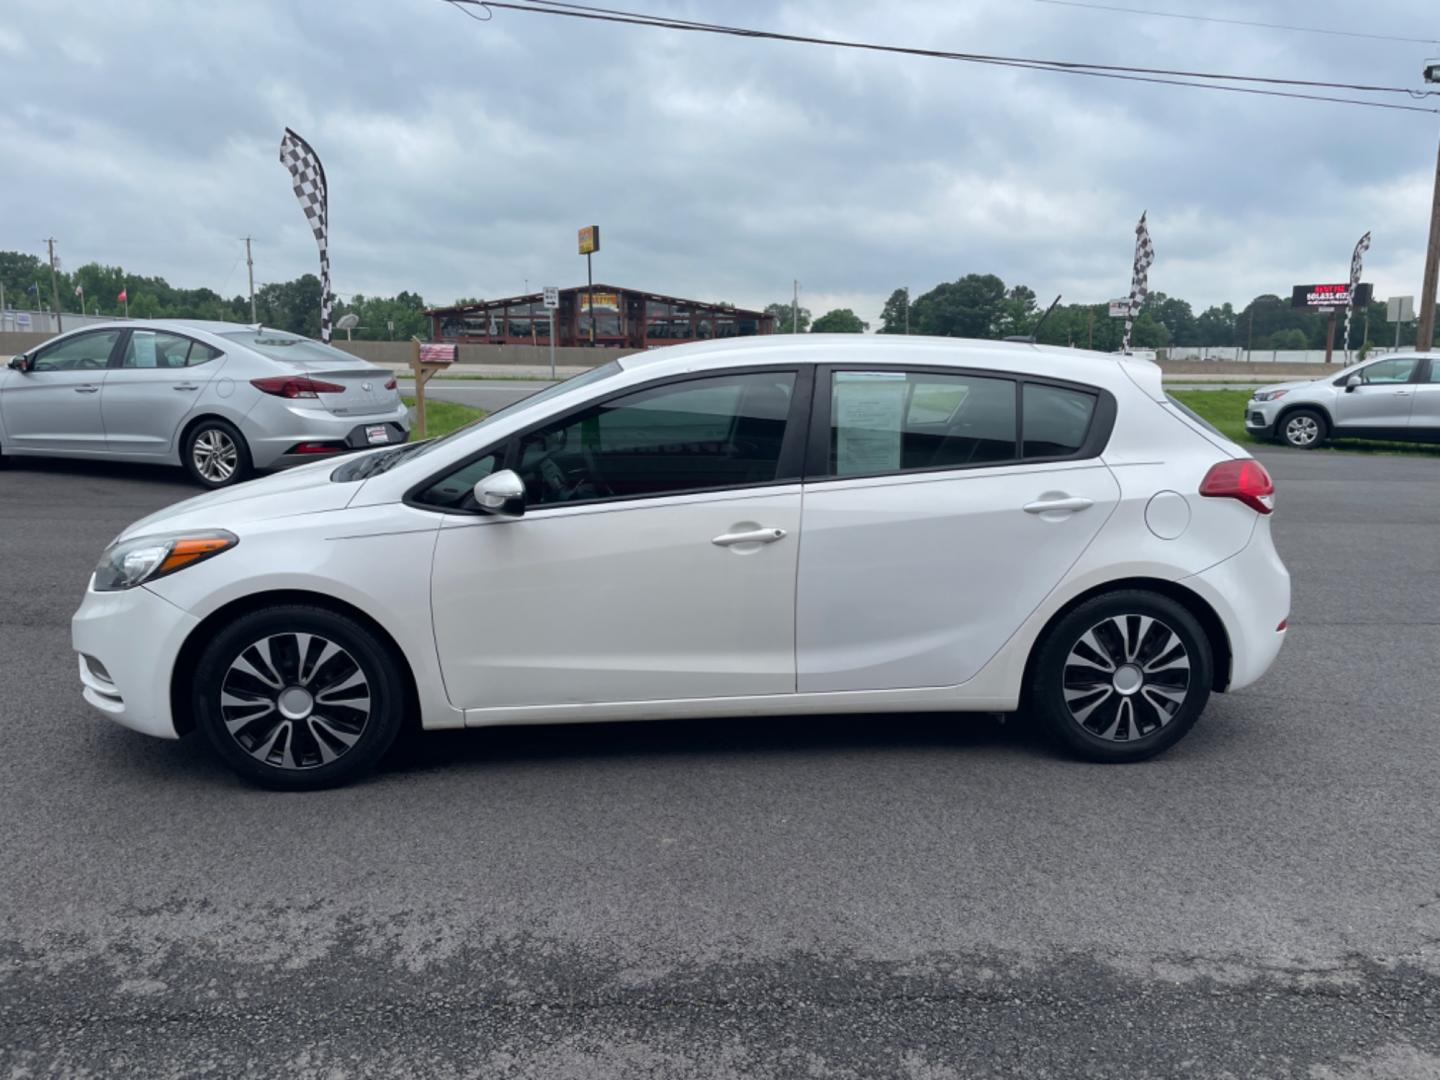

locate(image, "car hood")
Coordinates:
117 458 357 541
1253 378 1323 397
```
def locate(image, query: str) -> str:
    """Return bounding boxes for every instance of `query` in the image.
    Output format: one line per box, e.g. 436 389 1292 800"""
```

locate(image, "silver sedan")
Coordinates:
0 319 410 487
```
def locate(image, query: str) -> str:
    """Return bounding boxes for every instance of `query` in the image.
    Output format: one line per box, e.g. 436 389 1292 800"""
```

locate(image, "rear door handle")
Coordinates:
72 385 99 394
712 527 787 547
1394 389 1412 396
1023 496 1094 514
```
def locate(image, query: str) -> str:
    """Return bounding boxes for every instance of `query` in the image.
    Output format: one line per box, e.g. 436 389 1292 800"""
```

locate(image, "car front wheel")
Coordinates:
192 605 406 790
1029 591 1213 763
1279 408 1327 450
183 418 252 488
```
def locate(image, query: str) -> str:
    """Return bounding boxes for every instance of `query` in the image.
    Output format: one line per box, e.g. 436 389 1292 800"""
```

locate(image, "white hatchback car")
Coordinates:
72 337 1289 789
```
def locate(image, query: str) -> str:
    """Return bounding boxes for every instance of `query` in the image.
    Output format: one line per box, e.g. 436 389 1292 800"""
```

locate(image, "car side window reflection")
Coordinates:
28 330 122 372
121 331 197 370
1361 358 1417 384
516 371 796 506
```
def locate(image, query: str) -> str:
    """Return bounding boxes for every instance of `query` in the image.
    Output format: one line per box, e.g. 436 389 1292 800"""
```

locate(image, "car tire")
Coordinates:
191 605 406 790
1279 407 1327 450
183 418 252 488
1029 590 1213 763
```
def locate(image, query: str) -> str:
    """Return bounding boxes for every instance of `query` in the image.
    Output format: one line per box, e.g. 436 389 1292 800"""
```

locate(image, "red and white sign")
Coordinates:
417 343 456 364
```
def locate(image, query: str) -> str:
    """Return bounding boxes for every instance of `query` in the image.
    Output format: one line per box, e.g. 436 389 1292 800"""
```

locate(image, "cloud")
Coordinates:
4 0 1436 326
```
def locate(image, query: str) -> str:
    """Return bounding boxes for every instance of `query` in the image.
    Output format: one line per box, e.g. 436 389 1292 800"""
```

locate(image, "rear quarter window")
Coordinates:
1023 383 1097 458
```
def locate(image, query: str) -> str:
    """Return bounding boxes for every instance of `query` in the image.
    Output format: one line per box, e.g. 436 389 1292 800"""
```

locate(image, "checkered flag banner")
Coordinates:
278 128 332 342
1121 211 1154 355
1343 230 1371 364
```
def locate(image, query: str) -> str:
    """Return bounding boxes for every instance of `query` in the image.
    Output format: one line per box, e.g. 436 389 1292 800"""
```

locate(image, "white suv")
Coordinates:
1245 353 1440 449
72 337 1290 789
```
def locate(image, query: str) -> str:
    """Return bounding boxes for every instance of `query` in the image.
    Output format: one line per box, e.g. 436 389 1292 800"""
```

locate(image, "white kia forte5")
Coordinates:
72 337 1289 789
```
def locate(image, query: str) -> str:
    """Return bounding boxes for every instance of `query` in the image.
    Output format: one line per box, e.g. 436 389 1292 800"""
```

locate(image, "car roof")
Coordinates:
617 333 1155 390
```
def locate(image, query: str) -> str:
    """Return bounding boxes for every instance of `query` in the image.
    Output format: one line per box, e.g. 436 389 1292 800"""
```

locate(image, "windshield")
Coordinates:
330 359 627 482
221 329 363 366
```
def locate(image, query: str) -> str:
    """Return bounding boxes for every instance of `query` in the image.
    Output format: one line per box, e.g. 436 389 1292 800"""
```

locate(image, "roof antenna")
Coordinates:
1003 294 1061 343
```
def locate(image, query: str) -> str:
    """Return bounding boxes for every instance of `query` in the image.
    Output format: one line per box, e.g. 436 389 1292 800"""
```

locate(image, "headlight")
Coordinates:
1252 389 1289 402
93 530 238 592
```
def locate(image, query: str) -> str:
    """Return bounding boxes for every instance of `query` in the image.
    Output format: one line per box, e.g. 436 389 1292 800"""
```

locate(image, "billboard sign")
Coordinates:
578 225 600 255
1291 283 1372 310
1107 299 1130 318
577 291 620 313
1386 295 1415 323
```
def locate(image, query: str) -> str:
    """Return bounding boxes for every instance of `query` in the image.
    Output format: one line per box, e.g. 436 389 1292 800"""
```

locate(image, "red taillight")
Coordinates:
1199 459 1275 515
250 376 346 399
384 377 397 391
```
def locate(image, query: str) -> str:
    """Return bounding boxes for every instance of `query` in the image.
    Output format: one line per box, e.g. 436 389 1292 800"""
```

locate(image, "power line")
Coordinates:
1033 0 1440 47
451 1 1440 114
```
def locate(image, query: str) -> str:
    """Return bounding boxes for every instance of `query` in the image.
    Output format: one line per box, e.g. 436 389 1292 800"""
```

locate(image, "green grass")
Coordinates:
1168 389 1440 458
403 397 486 440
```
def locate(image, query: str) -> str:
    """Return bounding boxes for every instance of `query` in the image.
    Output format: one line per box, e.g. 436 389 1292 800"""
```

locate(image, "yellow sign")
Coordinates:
577 292 620 313
578 225 600 255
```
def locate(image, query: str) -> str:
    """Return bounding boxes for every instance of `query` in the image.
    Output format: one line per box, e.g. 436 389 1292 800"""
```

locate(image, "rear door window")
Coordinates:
826 370 1017 477
1022 383 1098 458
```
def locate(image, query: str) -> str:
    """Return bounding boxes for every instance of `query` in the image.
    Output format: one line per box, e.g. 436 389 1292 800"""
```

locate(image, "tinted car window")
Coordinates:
29 330 121 372
188 341 223 366
1023 383 1097 458
516 371 795 505
121 331 195 369
828 371 1016 477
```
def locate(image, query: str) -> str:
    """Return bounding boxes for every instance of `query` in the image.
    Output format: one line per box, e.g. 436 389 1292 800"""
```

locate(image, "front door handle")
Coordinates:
72 385 100 394
1393 389 1412 396
173 383 200 391
712 527 787 547
1023 495 1094 515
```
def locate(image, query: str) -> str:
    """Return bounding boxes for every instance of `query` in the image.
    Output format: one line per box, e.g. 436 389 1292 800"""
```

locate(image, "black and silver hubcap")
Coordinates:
192 429 238 483
219 633 371 770
1063 615 1191 742
1285 415 1319 447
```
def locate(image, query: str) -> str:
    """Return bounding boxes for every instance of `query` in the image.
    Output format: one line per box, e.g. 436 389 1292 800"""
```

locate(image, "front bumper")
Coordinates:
244 400 411 470
1244 398 1280 438
71 582 199 739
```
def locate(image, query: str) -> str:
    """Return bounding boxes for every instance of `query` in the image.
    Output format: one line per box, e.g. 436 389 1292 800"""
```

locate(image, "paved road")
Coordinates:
2 450 1439 1077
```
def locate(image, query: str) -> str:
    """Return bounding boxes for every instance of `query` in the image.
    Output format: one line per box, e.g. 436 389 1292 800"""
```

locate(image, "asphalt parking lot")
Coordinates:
2 449 1439 1077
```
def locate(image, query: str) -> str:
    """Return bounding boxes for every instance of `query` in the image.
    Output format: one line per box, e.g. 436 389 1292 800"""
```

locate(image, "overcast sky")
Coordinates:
5 0 1438 323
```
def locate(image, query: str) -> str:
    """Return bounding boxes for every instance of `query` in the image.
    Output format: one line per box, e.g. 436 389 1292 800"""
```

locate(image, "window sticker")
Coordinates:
130 331 157 368
834 372 907 475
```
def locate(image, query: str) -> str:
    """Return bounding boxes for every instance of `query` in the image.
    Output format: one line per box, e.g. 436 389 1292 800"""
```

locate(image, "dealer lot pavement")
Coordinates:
1 450 1438 1078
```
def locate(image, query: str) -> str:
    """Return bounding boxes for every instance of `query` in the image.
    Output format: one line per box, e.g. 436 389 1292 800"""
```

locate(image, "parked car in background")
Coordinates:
0 320 409 487
1245 352 1440 449
72 335 1289 789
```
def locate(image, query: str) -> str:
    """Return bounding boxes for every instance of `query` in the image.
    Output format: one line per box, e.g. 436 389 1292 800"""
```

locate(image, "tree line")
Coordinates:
767 274 1437 352
4 250 1432 352
0 251 431 342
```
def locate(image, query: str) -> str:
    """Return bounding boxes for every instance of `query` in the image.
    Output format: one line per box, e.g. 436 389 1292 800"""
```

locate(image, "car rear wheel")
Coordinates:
183 418 252 488
1279 408 1327 450
1029 590 1213 763
192 605 406 790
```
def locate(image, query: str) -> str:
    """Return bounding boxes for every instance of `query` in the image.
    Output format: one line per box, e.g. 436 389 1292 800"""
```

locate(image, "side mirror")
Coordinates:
7 354 29 373
473 469 526 518
1345 374 1362 392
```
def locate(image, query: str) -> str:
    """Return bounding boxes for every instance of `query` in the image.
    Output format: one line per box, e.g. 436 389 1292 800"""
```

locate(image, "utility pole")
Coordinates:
904 286 910 334
244 237 257 323
792 279 799 333
1415 126 1440 353
46 237 62 333
1247 305 1254 361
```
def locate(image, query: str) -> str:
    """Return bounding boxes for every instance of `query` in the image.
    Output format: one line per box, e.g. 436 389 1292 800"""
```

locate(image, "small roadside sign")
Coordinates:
1387 296 1415 323
1108 299 1130 318
543 286 559 309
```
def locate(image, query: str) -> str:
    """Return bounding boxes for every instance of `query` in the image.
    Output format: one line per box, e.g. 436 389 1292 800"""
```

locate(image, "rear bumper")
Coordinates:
1181 517 1290 692
244 400 411 469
